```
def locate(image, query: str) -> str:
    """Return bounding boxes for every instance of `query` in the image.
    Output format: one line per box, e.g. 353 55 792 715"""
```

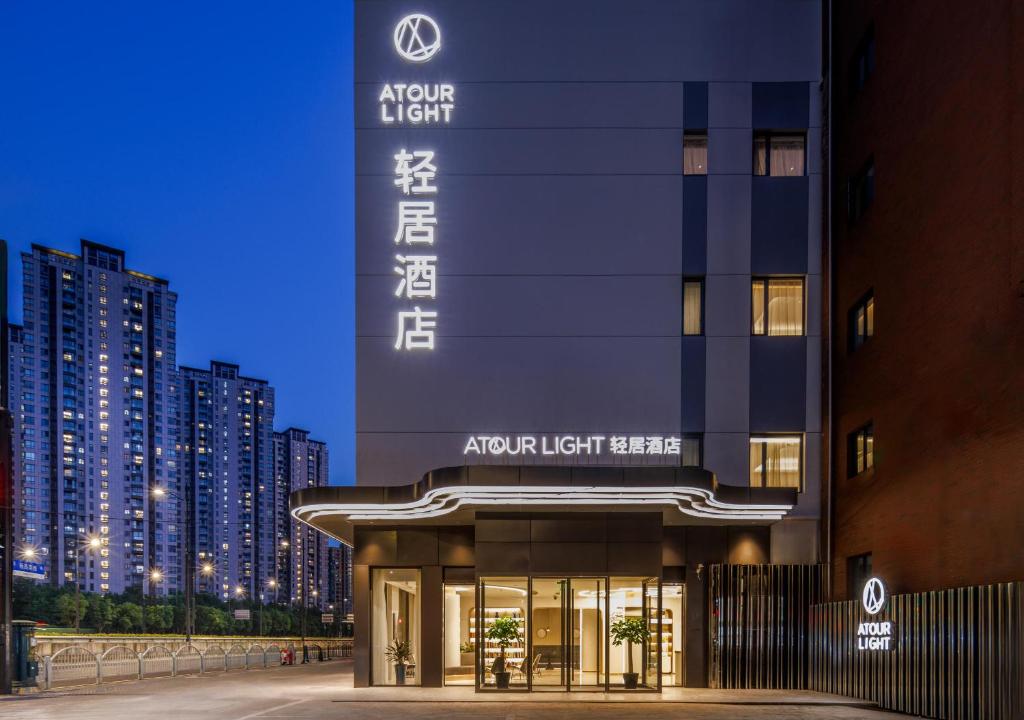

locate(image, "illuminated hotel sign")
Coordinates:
857 577 895 651
385 14 453 351
463 435 686 457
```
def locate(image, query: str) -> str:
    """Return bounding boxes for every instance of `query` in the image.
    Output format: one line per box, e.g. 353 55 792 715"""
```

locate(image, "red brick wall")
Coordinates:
831 0 1024 598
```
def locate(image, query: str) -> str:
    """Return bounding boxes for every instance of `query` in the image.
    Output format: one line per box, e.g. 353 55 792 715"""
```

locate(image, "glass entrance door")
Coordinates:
568 577 606 690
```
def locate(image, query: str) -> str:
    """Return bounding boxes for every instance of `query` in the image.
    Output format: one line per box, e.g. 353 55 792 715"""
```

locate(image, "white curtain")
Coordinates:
683 281 702 335
683 136 707 175
770 136 805 176
767 279 804 336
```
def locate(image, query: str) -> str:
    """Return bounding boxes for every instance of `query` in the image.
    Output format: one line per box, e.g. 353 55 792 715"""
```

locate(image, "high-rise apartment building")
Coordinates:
12 241 181 595
179 361 275 601
274 428 329 609
326 544 353 620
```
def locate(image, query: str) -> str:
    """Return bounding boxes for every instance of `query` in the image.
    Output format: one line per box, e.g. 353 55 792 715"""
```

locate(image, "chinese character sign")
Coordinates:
393 148 440 350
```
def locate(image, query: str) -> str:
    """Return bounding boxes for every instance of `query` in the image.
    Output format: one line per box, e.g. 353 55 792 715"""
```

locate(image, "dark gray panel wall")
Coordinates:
356 0 823 487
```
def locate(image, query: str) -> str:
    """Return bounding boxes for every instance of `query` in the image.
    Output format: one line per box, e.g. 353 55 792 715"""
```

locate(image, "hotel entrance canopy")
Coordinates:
290 465 796 545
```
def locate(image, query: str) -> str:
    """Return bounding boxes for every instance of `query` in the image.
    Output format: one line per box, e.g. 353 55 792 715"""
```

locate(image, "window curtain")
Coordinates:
767 279 803 336
683 136 708 175
683 281 702 335
770 136 805 176
763 438 801 488
751 280 766 334
753 137 767 175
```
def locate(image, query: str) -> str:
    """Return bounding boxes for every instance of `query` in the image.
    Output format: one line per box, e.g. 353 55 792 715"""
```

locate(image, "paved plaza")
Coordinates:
0 660 908 720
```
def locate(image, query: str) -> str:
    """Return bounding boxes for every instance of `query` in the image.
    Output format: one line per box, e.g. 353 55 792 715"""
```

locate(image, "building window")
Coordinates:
749 435 802 489
847 158 875 223
847 424 874 478
847 552 873 600
683 132 707 175
681 433 702 467
371 568 421 686
848 24 876 97
848 291 874 351
682 279 703 335
753 133 805 176
752 278 804 336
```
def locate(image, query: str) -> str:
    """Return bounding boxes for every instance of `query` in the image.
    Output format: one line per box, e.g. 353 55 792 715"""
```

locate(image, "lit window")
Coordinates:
683 132 707 175
849 292 874 351
752 278 804 336
683 279 703 335
847 424 874 478
749 435 802 489
681 434 702 467
753 133 805 176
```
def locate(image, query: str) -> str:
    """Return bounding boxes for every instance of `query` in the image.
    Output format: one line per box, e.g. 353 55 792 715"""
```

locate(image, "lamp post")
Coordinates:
74 535 102 632
144 567 163 633
152 486 195 641
263 579 277 637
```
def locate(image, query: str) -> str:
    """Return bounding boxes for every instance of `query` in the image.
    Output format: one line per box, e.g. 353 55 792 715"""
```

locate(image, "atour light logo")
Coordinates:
394 13 441 63
856 577 895 651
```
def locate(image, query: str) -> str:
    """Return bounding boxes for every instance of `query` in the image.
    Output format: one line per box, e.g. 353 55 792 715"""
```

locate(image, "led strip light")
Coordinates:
292 485 793 524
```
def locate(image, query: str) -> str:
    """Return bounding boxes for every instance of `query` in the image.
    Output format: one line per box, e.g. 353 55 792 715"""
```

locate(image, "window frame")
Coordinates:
682 277 705 336
847 290 874 352
683 130 708 176
846 423 874 478
751 276 806 337
753 132 807 177
748 433 804 491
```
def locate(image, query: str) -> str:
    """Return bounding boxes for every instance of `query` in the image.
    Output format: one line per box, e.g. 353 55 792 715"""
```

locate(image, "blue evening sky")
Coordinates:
0 2 356 484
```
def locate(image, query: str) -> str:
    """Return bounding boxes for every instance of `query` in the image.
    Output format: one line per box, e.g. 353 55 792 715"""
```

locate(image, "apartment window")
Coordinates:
753 133 805 176
847 424 874 478
683 132 708 175
848 24 876 97
847 552 873 600
848 291 874 351
682 279 703 335
752 278 804 336
681 433 702 467
749 435 802 489
847 158 875 223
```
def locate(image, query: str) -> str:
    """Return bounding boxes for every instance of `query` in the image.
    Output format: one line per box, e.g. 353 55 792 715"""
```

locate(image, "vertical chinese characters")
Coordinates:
393 149 439 350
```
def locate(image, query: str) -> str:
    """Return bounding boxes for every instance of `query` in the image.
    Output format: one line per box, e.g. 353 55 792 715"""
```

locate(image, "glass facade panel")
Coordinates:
478 577 528 689
661 584 686 686
443 583 474 685
530 578 566 688
570 577 606 688
609 577 660 689
371 568 421 685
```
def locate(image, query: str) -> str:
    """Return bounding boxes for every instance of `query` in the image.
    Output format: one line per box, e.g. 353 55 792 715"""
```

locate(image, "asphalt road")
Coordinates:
0 660 907 720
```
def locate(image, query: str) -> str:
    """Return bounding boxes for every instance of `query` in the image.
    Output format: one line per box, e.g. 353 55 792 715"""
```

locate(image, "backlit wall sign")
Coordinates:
463 434 686 457
857 577 895 650
385 13 455 351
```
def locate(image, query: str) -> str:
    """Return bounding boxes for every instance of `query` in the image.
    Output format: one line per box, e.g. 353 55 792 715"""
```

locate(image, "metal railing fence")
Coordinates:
41 639 352 689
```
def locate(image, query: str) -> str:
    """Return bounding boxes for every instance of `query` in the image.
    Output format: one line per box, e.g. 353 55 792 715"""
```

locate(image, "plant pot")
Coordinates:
394 664 407 685
622 672 639 689
494 671 511 689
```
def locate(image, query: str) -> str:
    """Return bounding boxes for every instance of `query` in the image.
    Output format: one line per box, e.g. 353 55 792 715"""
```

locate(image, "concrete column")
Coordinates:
353 564 370 687
419 565 443 687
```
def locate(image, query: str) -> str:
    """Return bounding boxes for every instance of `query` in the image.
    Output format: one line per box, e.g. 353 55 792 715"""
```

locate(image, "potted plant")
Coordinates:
384 639 412 685
485 615 521 689
459 640 475 667
610 616 648 689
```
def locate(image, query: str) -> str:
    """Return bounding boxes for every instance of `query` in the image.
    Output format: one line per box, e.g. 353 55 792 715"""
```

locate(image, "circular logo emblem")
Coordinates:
862 577 886 615
394 14 441 63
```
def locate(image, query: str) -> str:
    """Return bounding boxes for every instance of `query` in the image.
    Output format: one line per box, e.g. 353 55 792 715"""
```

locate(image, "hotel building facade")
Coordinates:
293 0 828 691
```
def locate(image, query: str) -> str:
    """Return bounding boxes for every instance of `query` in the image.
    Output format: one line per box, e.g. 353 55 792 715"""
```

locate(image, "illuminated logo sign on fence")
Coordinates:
857 577 894 650
383 15 455 351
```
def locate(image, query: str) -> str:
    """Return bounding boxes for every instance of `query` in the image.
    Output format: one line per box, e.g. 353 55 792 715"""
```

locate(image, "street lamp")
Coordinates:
73 535 103 632
144 567 163 633
151 485 195 641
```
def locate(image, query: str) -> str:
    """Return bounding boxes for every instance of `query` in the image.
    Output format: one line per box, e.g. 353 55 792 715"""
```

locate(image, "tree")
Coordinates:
56 593 88 628
86 595 115 632
484 615 521 679
195 605 228 635
144 605 173 633
114 603 143 633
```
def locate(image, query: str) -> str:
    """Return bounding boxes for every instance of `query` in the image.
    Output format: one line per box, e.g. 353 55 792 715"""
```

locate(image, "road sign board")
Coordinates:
13 559 46 580
233 609 251 620
321 613 334 624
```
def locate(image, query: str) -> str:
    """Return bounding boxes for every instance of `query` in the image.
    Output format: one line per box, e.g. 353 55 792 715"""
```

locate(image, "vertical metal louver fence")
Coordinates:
708 564 826 689
809 581 1024 720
